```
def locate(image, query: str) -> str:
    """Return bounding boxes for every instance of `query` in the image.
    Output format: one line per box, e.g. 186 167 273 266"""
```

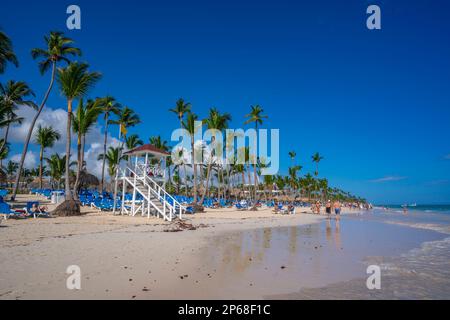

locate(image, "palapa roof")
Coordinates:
123 144 170 158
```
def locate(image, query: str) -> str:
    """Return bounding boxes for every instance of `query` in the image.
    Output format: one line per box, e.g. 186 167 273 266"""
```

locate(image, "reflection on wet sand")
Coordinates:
206 221 343 279
199 213 448 299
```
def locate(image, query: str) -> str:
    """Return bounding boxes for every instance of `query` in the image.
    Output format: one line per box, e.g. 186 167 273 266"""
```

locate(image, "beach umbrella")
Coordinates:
69 170 99 188
0 169 6 183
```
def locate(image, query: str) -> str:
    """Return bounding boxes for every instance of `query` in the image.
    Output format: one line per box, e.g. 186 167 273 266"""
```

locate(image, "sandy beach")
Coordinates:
0 194 327 299
2 195 449 300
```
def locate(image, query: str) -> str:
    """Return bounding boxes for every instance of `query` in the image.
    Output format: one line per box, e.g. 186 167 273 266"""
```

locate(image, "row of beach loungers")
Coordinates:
1 188 313 219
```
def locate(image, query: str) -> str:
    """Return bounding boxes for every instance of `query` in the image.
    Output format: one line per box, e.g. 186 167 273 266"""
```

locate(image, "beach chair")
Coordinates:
0 202 28 220
26 201 49 218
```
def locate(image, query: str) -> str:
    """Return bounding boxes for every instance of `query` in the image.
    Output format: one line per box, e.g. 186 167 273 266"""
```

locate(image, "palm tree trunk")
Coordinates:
191 137 198 204
183 163 187 196
39 146 44 189
0 122 11 159
199 159 213 205
64 99 73 201
73 134 82 199
100 114 109 192
247 164 251 198
253 123 259 200
11 62 56 201
176 165 180 194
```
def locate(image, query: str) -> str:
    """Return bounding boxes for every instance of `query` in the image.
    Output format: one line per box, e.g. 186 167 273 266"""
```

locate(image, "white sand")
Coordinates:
0 194 349 299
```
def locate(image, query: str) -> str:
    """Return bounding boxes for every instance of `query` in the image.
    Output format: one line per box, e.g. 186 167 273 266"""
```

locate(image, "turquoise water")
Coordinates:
378 204 450 214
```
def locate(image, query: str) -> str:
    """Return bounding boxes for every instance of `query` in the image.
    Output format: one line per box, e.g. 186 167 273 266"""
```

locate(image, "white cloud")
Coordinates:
5 106 120 179
10 150 38 169
370 176 407 183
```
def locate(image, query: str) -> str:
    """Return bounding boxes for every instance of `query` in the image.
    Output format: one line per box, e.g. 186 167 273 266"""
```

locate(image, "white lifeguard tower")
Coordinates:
117 144 185 221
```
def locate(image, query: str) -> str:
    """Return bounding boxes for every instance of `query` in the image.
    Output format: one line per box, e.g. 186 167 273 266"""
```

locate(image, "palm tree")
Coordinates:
11 31 81 201
45 154 75 189
108 106 140 196
0 81 37 154
244 105 267 198
288 165 302 191
311 152 324 176
5 160 18 186
182 112 200 205
6 160 18 176
149 135 169 151
0 30 18 73
318 178 329 201
72 98 103 195
125 134 143 151
97 96 121 192
0 139 9 168
97 146 125 186
199 108 231 205
303 173 315 200
288 150 296 167
110 106 140 136
169 98 191 193
56 62 101 210
34 125 60 188
169 98 191 129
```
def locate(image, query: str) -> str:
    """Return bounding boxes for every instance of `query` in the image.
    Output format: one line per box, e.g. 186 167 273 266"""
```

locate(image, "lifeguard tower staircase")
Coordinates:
118 144 185 221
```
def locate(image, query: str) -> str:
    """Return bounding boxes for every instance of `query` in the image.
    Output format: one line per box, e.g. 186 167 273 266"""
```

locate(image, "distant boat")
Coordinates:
409 203 417 207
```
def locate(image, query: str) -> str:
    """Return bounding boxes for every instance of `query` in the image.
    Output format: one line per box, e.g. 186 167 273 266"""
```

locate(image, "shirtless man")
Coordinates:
325 200 332 218
333 200 342 220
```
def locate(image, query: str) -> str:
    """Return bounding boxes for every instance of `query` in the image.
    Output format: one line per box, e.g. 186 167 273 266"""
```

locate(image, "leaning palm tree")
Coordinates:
11 31 81 201
199 108 231 205
55 62 101 215
72 98 103 195
244 105 267 199
0 30 18 74
34 125 60 188
97 96 121 192
311 152 324 176
0 81 37 154
182 112 200 206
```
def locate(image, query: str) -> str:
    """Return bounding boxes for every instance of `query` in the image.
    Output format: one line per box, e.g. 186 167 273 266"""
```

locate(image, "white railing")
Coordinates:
122 166 170 220
121 164 185 221
135 163 185 220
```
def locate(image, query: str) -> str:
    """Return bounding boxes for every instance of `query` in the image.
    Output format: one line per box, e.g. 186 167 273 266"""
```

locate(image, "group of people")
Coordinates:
312 200 342 219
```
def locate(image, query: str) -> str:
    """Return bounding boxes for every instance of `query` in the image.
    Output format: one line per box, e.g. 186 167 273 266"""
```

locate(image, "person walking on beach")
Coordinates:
333 200 341 220
325 200 332 218
315 200 321 214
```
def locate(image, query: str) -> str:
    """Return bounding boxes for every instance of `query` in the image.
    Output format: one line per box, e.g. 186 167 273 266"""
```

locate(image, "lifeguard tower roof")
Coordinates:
123 144 170 158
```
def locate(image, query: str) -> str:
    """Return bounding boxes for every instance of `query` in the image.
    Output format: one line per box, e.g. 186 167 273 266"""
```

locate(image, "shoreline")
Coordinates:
1 195 448 299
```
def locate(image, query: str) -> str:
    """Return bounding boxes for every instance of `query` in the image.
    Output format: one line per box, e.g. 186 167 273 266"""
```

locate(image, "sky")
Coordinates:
1 0 449 204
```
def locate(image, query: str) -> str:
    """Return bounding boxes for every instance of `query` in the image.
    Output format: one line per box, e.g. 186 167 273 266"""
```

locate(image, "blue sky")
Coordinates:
1 0 449 204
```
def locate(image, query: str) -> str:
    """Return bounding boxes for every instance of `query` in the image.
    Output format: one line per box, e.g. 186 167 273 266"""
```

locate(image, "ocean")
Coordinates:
378 204 450 214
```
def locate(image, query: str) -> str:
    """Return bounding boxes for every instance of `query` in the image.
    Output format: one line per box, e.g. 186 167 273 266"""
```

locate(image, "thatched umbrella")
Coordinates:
0 169 6 183
78 171 99 188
